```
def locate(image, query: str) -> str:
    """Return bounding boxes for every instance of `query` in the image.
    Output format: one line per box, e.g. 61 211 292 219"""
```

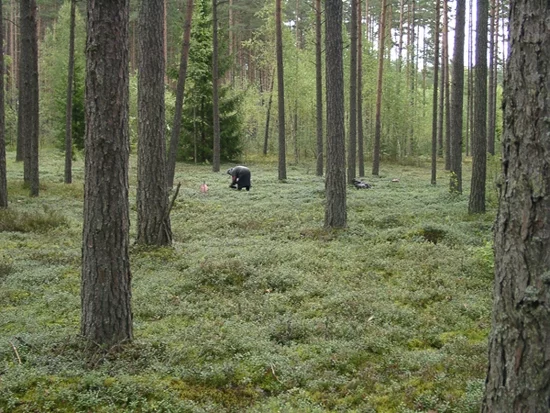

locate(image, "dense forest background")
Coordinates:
2 0 506 167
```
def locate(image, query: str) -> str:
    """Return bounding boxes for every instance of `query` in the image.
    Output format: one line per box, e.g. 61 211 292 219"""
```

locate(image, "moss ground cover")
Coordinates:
0 150 495 412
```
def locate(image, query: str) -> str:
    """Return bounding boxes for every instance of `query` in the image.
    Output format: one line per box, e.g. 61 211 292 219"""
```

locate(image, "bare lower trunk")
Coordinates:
481 0 550 408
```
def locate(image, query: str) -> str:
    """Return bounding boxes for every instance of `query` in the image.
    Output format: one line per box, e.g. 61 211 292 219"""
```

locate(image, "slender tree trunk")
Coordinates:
372 0 387 176
431 0 440 185
486 0 497 156
293 0 299 165
469 0 488 213
137 0 172 246
14 1 22 162
397 0 404 72
82 0 132 346
315 0 323 176
228 0 234 85
212 0 221 171
166 0 194 188
450 0 466 193
444 0 451 170
324 0 346 228
407 0 416 155
0 0 6 208
481 0 550 407
347 0 357 182
357 0 364 177
275 0 287 180
263 72 274 155
64 0 76 184
466 0 473 157
20 0 39 196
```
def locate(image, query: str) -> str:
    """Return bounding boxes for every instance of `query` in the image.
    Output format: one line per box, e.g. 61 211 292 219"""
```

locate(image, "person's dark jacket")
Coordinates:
227 166 251 190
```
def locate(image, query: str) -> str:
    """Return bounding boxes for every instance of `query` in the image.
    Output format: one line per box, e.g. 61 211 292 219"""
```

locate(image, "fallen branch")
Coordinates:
9 341 21 364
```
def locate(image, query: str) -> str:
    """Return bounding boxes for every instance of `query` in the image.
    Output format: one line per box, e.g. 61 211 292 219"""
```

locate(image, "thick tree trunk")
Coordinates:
469 0 488 214
324 0 346 228
275 0 286 180
450 0 466 194
64 0 76 184
0 0 6 208
372 0 387 176
166 0 194 188
431 0 440 185
82 0 133 346
19 0 39 196
481 0 550 408
315 0 323 176
212 0 220 172
137 0 172 246
347 0 357 182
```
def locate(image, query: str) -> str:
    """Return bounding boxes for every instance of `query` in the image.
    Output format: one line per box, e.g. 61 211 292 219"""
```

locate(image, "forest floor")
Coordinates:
0 149 498 412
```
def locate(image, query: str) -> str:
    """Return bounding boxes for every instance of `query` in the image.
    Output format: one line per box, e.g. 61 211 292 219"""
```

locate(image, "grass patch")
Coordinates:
0 149 495 412
0 207 69 233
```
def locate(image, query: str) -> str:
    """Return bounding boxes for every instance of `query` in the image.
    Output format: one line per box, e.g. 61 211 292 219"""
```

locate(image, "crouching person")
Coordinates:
227 165 251 191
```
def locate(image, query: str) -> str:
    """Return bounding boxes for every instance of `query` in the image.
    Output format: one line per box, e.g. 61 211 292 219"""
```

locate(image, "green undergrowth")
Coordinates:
0 149 495 412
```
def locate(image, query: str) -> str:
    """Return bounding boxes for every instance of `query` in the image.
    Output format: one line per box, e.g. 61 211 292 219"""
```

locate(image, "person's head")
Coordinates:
227 168 234 175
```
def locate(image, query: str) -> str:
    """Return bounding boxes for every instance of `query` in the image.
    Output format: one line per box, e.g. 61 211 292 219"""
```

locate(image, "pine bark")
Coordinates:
19 0 39 196
137 0 172 246
212 0 220 172
275 0 286 180
372 0 387 176
0 0 6 208
481 0 550 408
487 0 497 155
315 0 323 176
263 73 274 156
357 0 364 177
64 0 76 184
166 0 194 188
450 0 466 193
431 0 440 185
347 0 357 182
324 0 346 228
469 0 488 214
81 0 133 346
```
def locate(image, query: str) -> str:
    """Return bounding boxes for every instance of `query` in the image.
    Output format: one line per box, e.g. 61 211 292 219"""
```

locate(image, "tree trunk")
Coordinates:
486 0 497 156
166 0 194 188
212 0 220 172
19 0 39 197
450 0 466 194
324 0 346 228
443 0 451 170
431 0 440 185
228 0 234 85
275 0 286 180
263 72 274 156
466 0 473 157
81 0 133 346
469 0 488 213
315 0 323 176
357 0 364 177
347 0 357 182
0 0 6 208
372 0 387 176
64 0 76 184
397 0 404 72
137 0 172 246
481 0 550 408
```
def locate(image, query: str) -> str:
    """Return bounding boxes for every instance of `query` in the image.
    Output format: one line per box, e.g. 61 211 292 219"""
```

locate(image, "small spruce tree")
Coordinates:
170 0 242 163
